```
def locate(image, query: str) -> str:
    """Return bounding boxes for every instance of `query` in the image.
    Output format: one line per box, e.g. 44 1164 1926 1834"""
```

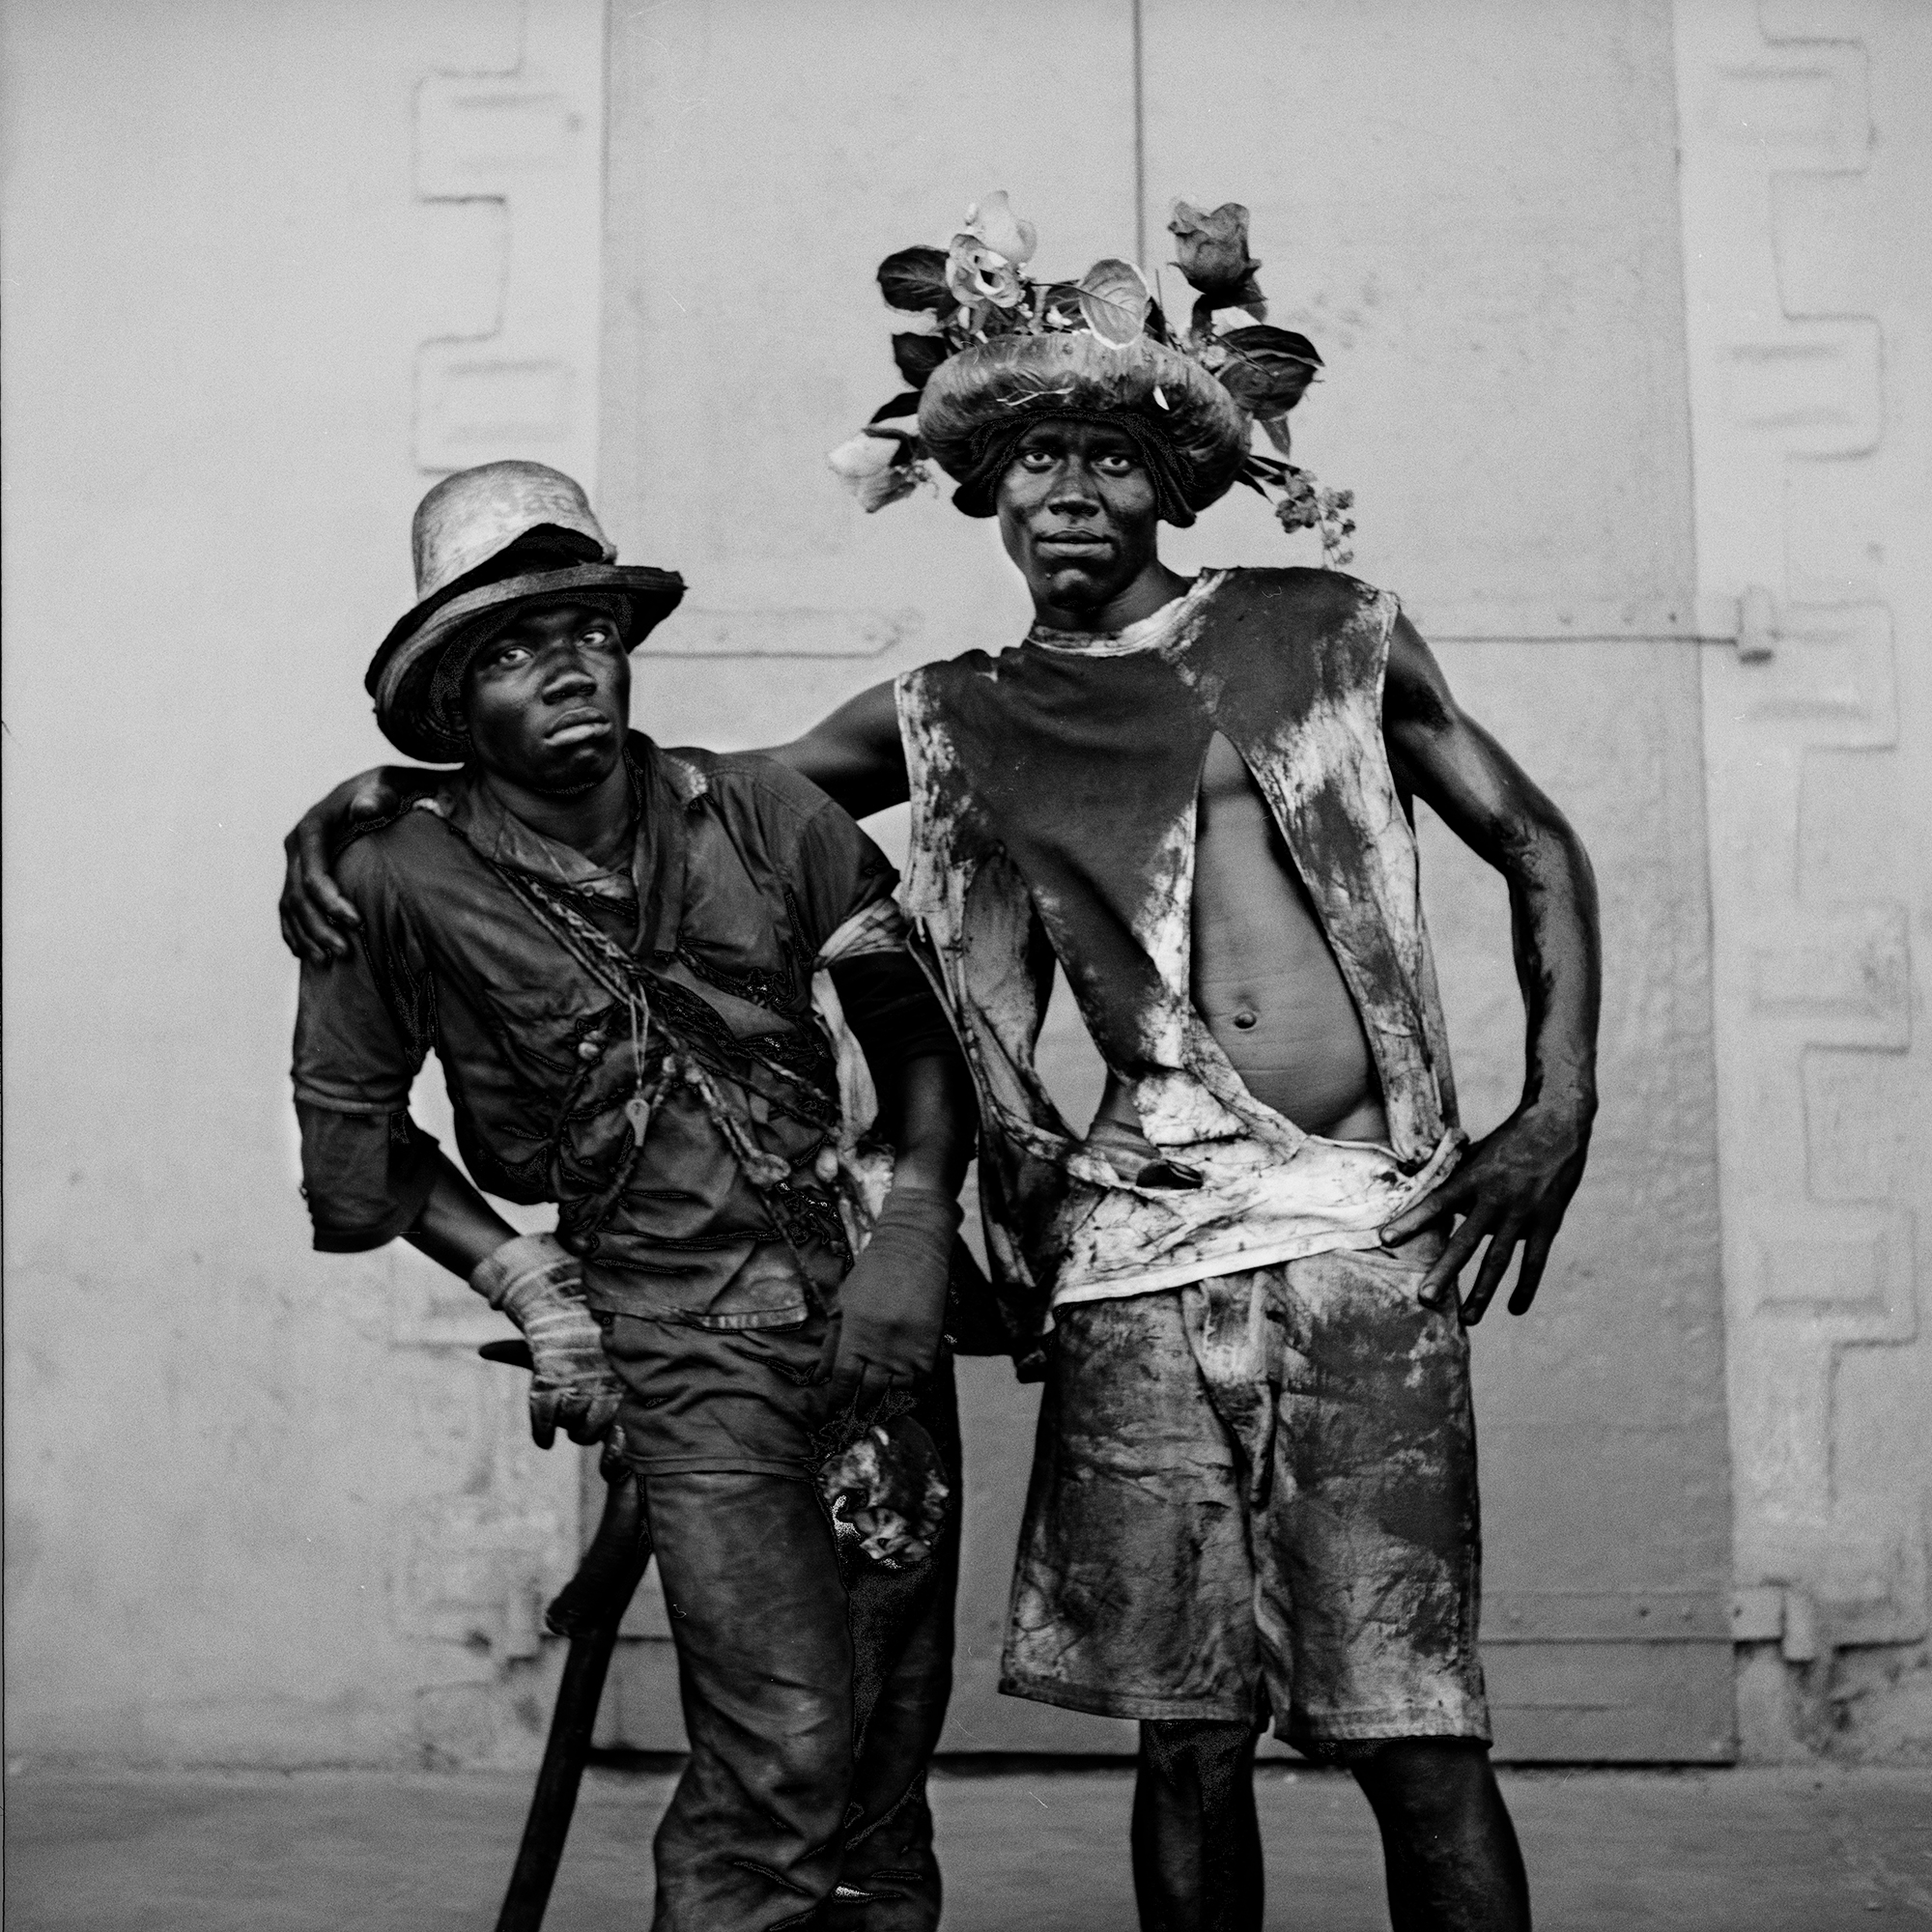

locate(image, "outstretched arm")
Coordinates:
753 677 909 819
1378 613 1602 1323
279 681 911 964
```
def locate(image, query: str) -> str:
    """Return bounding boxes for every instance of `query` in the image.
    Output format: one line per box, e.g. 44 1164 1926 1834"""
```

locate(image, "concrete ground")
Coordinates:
6 1761 1929 1929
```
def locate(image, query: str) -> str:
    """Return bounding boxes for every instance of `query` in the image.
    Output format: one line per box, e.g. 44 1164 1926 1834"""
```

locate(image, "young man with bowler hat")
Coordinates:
290 459 974 1931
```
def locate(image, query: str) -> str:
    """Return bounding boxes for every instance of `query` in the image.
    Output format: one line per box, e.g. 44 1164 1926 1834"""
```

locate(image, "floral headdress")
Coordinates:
828 194 1355 566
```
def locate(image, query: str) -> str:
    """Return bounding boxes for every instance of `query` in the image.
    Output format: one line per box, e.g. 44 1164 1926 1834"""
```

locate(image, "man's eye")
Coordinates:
1096 455 1134 474
582 628 617 650
1020 449 1056 469
488 644 533 669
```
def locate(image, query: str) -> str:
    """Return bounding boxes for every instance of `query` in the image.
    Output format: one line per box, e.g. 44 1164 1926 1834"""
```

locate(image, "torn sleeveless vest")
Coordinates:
897 567 1462 1342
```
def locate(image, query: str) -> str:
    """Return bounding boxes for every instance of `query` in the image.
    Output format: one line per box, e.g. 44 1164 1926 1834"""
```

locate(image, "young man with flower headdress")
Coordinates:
283 202 1599 1932
286 459 978 1931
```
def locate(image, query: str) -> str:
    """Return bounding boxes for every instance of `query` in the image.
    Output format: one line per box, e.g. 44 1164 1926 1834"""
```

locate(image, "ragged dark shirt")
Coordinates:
292 737 955 1329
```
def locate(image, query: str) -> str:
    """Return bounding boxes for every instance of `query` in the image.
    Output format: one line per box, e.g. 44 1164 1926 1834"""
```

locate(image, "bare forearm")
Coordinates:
888 1052 976 1197
746 678 910 819
1381 613 1602 1315
1504 811 1600 1119
821 1049 972 1403
404 1151 518 1281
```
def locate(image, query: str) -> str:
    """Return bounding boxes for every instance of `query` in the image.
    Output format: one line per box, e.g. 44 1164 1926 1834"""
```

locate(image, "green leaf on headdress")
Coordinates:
877 245 953 317
1076 259 1151 347
1215 325 1321 419
891 333 950 390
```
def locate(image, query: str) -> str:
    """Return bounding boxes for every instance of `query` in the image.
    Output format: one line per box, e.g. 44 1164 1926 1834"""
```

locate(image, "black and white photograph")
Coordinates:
3 2 1928 1926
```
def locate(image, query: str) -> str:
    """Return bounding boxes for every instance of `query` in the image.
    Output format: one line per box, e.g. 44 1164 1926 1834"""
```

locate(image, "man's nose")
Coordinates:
1045 462 1100 513
540 646 599 697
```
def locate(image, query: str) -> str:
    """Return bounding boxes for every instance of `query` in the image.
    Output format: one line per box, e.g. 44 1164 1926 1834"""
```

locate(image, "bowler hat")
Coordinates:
366 461 685 762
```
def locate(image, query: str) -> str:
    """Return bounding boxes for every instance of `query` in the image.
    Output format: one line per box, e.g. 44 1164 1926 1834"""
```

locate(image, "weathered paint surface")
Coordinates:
897 567 1462 1322
1674 0 1932 1759
4 0 609 1770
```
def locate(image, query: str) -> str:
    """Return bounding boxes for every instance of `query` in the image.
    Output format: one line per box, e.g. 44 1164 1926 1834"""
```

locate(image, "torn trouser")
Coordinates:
603 1312 958 1932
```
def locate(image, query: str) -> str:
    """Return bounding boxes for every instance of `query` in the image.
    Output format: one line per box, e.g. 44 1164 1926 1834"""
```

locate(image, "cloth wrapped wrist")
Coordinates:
854 1185 962 1288
469 1231 581 1312
469 1231 621 1450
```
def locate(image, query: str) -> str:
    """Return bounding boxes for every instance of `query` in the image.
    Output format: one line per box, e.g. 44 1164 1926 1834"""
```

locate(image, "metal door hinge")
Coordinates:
1735 584 1778 663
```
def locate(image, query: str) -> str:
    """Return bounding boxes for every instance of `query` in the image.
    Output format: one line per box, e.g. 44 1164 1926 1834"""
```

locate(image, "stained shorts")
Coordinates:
1001 1236 1491 1753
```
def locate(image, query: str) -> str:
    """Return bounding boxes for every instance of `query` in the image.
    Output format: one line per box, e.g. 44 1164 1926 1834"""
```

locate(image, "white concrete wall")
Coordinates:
1675 0 1932 1760
4 0 1924 1772
2 0 609 1768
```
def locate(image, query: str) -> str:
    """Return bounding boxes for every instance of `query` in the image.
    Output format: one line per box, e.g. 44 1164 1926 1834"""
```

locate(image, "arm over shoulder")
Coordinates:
753 676 910 818
290 836 440 1251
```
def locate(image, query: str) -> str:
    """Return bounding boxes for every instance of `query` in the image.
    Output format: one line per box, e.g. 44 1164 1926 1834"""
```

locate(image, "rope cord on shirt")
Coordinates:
489 858 836 1122
474 853 851 1288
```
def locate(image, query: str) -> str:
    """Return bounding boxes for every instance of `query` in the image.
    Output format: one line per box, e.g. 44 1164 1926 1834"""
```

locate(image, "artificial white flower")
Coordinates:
827 430 924 513
947 235 1028 311
959 190 1037 266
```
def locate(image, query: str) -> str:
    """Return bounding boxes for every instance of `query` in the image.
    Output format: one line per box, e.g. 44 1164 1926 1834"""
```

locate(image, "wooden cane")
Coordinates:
481 1340 653 1932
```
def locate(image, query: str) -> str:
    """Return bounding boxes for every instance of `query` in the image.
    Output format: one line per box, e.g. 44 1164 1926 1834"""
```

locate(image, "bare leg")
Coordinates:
1350 1740 1529 1932
1130 1719 1263 1932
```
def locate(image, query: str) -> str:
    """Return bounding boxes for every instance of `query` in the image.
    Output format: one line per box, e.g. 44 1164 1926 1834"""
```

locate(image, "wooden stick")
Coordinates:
494 1617 629 1932
482 1342 653 1932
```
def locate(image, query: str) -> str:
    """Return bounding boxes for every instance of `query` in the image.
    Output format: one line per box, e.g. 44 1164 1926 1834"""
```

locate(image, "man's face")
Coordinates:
994 419 1162 612
462 600 629 793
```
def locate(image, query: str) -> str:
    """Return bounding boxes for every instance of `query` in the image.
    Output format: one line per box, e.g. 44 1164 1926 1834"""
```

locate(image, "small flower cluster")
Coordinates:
828 193 1358 566
1268 469 1357 569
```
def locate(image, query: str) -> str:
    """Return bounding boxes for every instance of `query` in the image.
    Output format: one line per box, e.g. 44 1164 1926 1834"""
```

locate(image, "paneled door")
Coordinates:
594 0 1736 1761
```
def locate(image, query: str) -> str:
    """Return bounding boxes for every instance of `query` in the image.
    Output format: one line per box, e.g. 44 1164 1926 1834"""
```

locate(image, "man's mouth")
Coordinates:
545 708 613 746
1035 529 1114 555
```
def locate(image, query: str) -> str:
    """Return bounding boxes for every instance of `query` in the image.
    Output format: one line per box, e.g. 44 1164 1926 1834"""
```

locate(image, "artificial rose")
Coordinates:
1213 325 1322 416
892 331 950 390
946 233 1028 312
877 245 953 317
958 190 1037 266
1169 199 1265 317
827 428 924 513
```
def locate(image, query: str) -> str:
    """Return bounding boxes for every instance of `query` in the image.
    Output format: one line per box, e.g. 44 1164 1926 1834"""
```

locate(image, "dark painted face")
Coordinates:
994 419 1162 612
461 599 629 793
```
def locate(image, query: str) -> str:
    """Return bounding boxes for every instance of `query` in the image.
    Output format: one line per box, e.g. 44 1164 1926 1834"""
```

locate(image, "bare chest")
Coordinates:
1186 733 1384 1137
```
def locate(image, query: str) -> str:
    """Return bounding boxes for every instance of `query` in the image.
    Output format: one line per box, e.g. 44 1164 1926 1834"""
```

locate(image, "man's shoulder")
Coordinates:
899 647 1007 699
665 745 894 919
1199 569 1399 676
334 796 459 886
663 745 846 839
1214 564 1390 620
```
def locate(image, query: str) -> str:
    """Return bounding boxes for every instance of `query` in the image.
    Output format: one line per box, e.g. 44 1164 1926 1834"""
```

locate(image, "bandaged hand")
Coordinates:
819 1185 961 1412
470 1233 624 1449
